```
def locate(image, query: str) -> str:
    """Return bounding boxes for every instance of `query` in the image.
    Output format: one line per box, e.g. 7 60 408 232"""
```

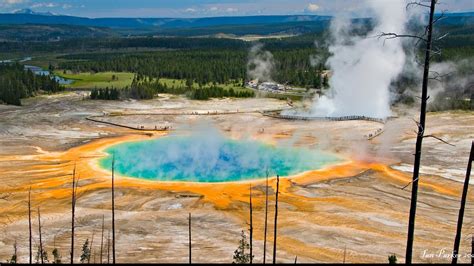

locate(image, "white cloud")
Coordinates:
31 2 57 8
3 0 25 4
226 7 238 13
306 3 320 12
183 6 237 15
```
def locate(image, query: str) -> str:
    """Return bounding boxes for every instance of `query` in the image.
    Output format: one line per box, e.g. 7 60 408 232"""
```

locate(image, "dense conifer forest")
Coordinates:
0 64 63 105
57 47 329 88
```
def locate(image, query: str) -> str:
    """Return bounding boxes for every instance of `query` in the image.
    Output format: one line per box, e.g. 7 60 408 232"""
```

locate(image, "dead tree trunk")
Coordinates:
71 165 77 264
37 206 44 264
107 230 110 264
272 175 280 264
471 235 473 265
13 240 18 264
111 155 116 264
249 185 253 264
343 245 346 264
100 215 105 264
263 170 269 264
89 230 95 264
405 0 437 263
188 212 192 264
28 187 32 265
452 141 473 263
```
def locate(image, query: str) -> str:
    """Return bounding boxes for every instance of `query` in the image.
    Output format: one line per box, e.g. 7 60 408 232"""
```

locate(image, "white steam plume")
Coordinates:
247 43 275 82
311 0 408 118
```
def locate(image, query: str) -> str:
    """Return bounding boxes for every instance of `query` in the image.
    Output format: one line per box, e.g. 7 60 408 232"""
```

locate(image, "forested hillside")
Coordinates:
0 36 249 54
0 64 63 105
57 47 328 88
0 24 117 42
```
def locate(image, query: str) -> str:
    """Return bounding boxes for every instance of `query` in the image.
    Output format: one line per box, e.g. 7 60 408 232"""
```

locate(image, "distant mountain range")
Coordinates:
0 10 332 30
0 24 118 42
0 10 472 40
12 8 56 16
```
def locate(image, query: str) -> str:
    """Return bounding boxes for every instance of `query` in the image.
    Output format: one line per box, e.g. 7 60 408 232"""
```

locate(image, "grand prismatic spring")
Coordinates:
99 134 342 182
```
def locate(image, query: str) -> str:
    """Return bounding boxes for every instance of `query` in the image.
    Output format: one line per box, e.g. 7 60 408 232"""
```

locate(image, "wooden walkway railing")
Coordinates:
262 111 385 123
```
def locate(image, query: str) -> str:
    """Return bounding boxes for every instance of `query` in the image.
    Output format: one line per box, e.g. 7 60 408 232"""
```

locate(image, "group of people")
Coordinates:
366 128 383 139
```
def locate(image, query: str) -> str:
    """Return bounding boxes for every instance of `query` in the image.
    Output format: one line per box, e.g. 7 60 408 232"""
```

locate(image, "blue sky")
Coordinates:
0 0 473 18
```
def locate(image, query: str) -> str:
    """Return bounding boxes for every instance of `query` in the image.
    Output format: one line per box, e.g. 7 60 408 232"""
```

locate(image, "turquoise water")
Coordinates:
99 135 341 183
24 65 73 85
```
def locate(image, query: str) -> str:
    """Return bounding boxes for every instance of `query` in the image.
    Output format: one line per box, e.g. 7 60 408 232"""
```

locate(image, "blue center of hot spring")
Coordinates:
99 135 341 182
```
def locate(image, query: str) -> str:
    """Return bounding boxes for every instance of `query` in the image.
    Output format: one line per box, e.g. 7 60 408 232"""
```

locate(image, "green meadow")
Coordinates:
158 78 249 92
55 71 135 89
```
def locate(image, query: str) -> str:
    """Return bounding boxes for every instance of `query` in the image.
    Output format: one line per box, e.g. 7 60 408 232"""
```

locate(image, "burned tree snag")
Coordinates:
111 155 116 264
471 234 473 265
272 175 280 264
188 212 192 264
37 206 44 264
71 164 77 264
377 1 446 261
404 0 437 262
452 141 473 263
263 170 269 264
90 230 95 264
107 230 111 264
100 215 105 264
249 184 253 264
28 187 32 264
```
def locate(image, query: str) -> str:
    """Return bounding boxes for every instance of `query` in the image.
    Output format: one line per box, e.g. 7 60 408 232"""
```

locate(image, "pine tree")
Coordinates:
323 75 329 88
0 63 63 105
52 248 61 264
35 247 48 264
80 239 91 264
233 230 253 264
388 254 397 264
90 88 98 99
185 78 193 88
8 241 17 264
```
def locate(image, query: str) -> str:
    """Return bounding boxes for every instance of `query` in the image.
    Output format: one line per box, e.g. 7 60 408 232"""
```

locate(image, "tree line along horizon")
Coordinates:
0 27 473 108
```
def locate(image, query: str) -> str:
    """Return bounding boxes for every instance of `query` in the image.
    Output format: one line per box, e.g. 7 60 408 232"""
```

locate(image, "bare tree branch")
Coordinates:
423 134 455 146
407 1 431 9
428 70 453 82
432 10 447 25
435 33 449 41
402 177 419 190
377 32 428 44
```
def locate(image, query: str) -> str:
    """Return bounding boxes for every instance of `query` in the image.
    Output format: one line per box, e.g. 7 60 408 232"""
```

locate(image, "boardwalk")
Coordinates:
262 112 385 123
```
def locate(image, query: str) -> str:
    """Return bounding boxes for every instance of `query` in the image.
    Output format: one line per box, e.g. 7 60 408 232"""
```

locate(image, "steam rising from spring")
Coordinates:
99 124 341 182
311 0 408 118
247 43 275 82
